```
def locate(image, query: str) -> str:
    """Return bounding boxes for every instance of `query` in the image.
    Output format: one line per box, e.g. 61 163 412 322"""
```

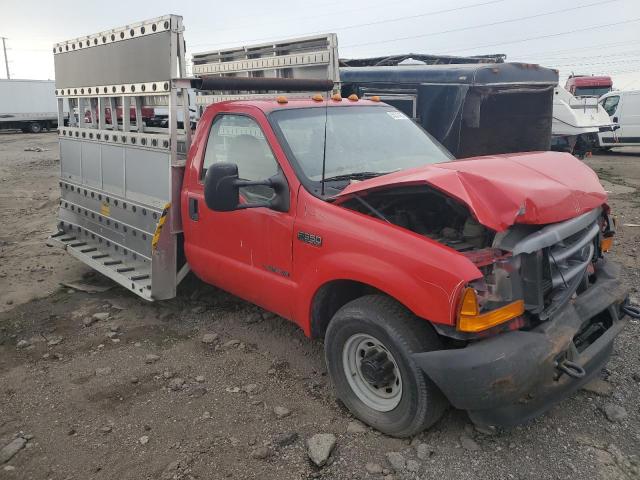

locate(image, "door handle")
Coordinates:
613 116 619 123
188 197 199 221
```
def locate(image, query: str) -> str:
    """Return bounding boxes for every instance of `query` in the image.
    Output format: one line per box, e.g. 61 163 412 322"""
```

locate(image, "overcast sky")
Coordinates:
1 0 639 89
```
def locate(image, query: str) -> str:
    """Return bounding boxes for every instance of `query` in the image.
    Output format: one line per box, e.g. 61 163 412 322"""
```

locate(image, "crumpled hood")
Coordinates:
336 151 606 232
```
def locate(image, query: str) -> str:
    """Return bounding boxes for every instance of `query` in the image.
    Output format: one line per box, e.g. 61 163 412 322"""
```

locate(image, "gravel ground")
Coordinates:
0 132 639 480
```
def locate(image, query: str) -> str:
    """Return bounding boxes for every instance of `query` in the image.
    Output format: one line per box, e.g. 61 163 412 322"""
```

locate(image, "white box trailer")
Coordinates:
0 79 67 133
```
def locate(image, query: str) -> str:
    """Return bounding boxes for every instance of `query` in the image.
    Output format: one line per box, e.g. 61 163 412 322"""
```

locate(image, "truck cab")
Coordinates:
565 75 613 97
48 15 634 437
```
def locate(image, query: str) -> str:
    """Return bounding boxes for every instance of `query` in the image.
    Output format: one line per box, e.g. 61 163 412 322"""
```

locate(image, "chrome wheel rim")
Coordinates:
342 333 402 412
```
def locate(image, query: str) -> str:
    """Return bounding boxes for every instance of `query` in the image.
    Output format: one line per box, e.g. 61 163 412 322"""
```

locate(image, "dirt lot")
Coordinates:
1 132 639 480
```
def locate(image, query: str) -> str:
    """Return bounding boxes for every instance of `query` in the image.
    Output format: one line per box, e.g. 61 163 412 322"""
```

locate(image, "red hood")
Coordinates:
336 151 606 232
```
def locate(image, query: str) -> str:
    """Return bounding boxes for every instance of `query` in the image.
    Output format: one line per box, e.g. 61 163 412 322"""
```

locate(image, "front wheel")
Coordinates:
325 295 447 437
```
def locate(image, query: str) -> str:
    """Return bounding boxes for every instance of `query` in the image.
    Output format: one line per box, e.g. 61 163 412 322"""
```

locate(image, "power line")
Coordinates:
513 40 640 59
442 17 640 55
519 48 640 63
547 58 640 68
188 0 413 36
190 0 508 49
342 0 618 49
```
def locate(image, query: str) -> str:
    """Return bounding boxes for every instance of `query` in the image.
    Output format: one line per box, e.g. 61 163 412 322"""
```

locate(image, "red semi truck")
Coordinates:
565 75 613 97
49 16 635 436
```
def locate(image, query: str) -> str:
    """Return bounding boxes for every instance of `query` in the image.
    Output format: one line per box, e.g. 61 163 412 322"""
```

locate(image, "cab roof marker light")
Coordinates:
312 94 324 102
276 96 288 104
331 93 342 101
348 94 359 101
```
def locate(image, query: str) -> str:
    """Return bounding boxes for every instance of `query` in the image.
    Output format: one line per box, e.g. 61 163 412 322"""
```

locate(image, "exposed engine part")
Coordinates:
339 185 494 251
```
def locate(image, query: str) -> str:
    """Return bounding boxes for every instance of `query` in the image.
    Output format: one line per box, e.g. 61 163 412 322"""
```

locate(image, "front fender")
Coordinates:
294 251 468 336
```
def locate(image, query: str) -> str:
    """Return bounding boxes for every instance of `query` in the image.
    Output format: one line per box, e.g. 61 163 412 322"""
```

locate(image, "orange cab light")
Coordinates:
600 236 614 252
348 94 359 101
457 288 524 333
276 96 288 104
312 94 324 102
370 95 381 102
331 93 342 101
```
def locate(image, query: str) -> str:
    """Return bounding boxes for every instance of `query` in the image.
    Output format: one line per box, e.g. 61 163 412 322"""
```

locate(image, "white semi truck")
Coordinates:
0 79 67 133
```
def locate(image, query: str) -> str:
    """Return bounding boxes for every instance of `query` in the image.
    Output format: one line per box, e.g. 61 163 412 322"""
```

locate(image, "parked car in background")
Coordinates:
598 90 640 149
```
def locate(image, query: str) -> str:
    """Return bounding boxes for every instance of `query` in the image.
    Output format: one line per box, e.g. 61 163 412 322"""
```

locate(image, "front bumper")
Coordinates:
414 259 629 428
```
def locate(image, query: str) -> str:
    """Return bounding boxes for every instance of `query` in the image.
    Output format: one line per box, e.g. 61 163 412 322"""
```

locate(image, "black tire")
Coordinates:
28 122 43 134
325 295 447 437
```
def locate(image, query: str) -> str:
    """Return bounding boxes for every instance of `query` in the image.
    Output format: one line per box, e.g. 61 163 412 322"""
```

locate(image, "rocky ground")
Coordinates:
0 132 639 480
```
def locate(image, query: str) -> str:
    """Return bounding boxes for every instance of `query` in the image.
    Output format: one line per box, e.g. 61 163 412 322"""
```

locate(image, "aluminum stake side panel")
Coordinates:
192 33 340 108
50 14 190 301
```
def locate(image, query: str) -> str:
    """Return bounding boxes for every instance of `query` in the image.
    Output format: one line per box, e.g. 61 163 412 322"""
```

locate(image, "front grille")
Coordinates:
548 221 599 289
502 208 603 319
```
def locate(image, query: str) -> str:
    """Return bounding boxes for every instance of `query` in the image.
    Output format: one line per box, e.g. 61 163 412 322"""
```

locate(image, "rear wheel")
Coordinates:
325 295 447 437
27 122 43 134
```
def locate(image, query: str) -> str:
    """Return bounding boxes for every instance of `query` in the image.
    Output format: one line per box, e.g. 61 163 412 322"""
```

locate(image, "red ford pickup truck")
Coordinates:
178 96 629 435
51 15 634 437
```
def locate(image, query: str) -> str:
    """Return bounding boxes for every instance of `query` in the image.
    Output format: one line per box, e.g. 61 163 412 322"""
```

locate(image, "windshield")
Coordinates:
269 106 452 193
574 87 611 97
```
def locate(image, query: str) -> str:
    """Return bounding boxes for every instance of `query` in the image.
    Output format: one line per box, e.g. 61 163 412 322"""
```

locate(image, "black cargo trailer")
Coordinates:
339 63 558 158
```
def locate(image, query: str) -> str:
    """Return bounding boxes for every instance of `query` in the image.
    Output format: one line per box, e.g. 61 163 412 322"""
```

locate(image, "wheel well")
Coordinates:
310 280 382 339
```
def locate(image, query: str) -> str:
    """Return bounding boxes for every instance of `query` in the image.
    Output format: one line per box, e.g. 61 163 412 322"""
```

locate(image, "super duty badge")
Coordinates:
297 231 322 247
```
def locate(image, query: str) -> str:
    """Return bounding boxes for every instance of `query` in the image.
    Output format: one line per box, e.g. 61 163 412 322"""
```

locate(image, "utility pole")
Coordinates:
1 37 9 79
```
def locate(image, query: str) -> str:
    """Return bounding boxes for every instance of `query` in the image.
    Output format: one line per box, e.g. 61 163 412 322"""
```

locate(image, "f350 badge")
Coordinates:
297 231 322 247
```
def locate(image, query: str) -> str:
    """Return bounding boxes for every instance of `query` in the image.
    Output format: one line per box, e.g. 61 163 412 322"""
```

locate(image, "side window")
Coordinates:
601 96 619 117
201 114 280 201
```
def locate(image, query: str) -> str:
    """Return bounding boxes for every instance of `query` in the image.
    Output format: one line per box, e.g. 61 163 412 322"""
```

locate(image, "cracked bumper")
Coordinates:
414 259 629 428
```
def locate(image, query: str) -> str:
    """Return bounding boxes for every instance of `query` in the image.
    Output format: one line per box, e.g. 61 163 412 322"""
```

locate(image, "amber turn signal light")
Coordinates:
600 236 613 252
457 288 525 333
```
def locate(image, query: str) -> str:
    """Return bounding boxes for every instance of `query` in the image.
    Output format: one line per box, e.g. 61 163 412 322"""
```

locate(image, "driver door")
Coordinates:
183 111 296 318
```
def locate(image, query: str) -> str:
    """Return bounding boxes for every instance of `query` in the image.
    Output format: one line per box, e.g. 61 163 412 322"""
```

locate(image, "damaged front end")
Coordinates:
413 205 630 428
338 184 495 252
335 150 632 428
339 183 630 428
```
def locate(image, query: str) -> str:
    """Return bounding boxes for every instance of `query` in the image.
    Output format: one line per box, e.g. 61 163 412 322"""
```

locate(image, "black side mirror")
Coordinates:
203 163 241 212
203 162 290 213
